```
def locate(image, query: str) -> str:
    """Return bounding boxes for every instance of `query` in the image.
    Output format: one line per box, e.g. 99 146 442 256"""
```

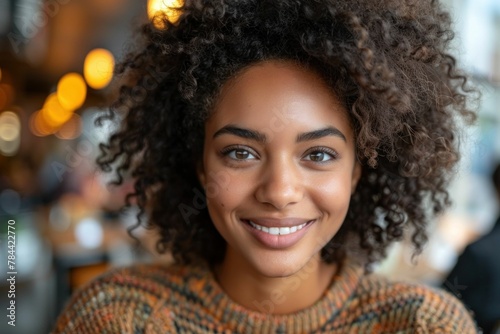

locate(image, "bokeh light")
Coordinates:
0 111 20 156
42 93 73 127
0 111 20 141
30 110 59 137
148 0 184 28
57 73 87 111
83 48 115 90
0 138 20 156
75 218 103 249
55 113 82 140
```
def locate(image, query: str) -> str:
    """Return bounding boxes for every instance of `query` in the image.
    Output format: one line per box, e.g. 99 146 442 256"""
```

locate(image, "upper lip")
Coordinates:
241 217 314 228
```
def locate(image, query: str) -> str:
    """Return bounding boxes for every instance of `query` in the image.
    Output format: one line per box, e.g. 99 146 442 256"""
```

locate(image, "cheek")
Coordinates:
309 173 353 215
203 163 252 215
204 169 254 241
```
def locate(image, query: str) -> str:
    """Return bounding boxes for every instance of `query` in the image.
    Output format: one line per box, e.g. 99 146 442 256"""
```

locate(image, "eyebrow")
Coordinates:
213 125 346 143
296 126 346 142
213 125 267 143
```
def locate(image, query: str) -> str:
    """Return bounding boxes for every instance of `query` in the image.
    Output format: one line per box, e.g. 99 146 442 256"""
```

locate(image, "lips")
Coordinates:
242 217 312 227
240 218 316 249
247 220 309 235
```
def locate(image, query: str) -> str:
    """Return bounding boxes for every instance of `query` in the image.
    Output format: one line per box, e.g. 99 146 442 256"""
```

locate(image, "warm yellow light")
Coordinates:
148 0 184 28
55 114 82 140
57 73 87 111
29 112 43 136
42 93 73 127
83 48 115 90
0 111 20 142
30 110 59 136
29 111 46 136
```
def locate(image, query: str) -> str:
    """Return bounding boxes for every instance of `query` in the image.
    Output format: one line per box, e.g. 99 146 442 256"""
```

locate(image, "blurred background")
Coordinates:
0 0 498 333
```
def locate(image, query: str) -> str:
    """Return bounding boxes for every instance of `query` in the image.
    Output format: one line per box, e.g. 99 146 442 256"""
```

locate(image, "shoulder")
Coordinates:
455 226 500 270
468 224 500 253
51 262 190 334
350 273 478 333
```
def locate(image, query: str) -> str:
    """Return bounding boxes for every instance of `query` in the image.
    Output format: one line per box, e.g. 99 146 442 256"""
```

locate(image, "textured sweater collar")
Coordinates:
176 259 364 333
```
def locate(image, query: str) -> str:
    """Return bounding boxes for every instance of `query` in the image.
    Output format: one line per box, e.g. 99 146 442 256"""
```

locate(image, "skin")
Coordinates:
198 60 361 314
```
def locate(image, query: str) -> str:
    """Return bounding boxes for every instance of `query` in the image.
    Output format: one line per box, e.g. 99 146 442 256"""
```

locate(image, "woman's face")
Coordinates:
199 60 361 277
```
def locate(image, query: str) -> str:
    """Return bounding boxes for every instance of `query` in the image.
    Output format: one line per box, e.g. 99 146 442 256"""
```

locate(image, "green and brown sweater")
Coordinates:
52 259 478 333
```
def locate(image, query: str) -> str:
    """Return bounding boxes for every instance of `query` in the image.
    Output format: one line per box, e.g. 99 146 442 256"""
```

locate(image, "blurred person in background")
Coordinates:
443 162 500 334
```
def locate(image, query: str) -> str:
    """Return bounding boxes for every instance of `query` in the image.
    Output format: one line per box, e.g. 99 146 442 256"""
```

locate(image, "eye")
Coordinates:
303 147 337 162
222 147 257 161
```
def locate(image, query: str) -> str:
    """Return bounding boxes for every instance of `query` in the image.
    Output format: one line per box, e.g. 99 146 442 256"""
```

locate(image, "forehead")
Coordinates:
208 60 353 140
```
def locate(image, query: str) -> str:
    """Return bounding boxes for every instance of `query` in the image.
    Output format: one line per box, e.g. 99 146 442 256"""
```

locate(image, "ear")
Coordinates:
351 161 362 194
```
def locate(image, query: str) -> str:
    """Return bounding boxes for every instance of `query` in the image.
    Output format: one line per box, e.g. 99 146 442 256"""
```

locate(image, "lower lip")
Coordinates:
241 219 315 249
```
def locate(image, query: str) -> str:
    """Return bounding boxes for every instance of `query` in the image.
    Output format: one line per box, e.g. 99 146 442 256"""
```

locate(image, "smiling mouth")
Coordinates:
242 219 315 235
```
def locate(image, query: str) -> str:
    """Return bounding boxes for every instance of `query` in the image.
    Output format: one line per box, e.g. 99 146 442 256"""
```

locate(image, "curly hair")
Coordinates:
97 0 476 267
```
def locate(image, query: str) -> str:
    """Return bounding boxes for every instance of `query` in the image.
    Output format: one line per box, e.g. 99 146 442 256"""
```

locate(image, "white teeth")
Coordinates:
248 221 308 235
269 227 279 235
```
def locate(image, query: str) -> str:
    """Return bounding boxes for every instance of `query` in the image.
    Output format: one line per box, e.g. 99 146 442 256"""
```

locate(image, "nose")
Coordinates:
254 156 304 209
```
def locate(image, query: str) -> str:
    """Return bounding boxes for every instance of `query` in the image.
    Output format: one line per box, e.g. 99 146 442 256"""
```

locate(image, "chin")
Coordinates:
260 267 297 278
251 253 313 278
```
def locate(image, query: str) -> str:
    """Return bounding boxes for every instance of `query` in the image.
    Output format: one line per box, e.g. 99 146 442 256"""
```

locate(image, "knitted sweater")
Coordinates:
52 259 477 333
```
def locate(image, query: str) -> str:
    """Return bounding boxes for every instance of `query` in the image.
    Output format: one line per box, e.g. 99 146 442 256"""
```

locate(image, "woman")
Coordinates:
53 0 478 332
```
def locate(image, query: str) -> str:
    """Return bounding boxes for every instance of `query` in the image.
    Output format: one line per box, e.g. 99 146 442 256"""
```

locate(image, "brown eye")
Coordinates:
235 149 249 160
303 148 337 163
223 148 257 161
309 152 325 162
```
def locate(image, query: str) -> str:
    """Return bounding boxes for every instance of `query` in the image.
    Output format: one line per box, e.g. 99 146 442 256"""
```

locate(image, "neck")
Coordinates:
213 252 338 314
